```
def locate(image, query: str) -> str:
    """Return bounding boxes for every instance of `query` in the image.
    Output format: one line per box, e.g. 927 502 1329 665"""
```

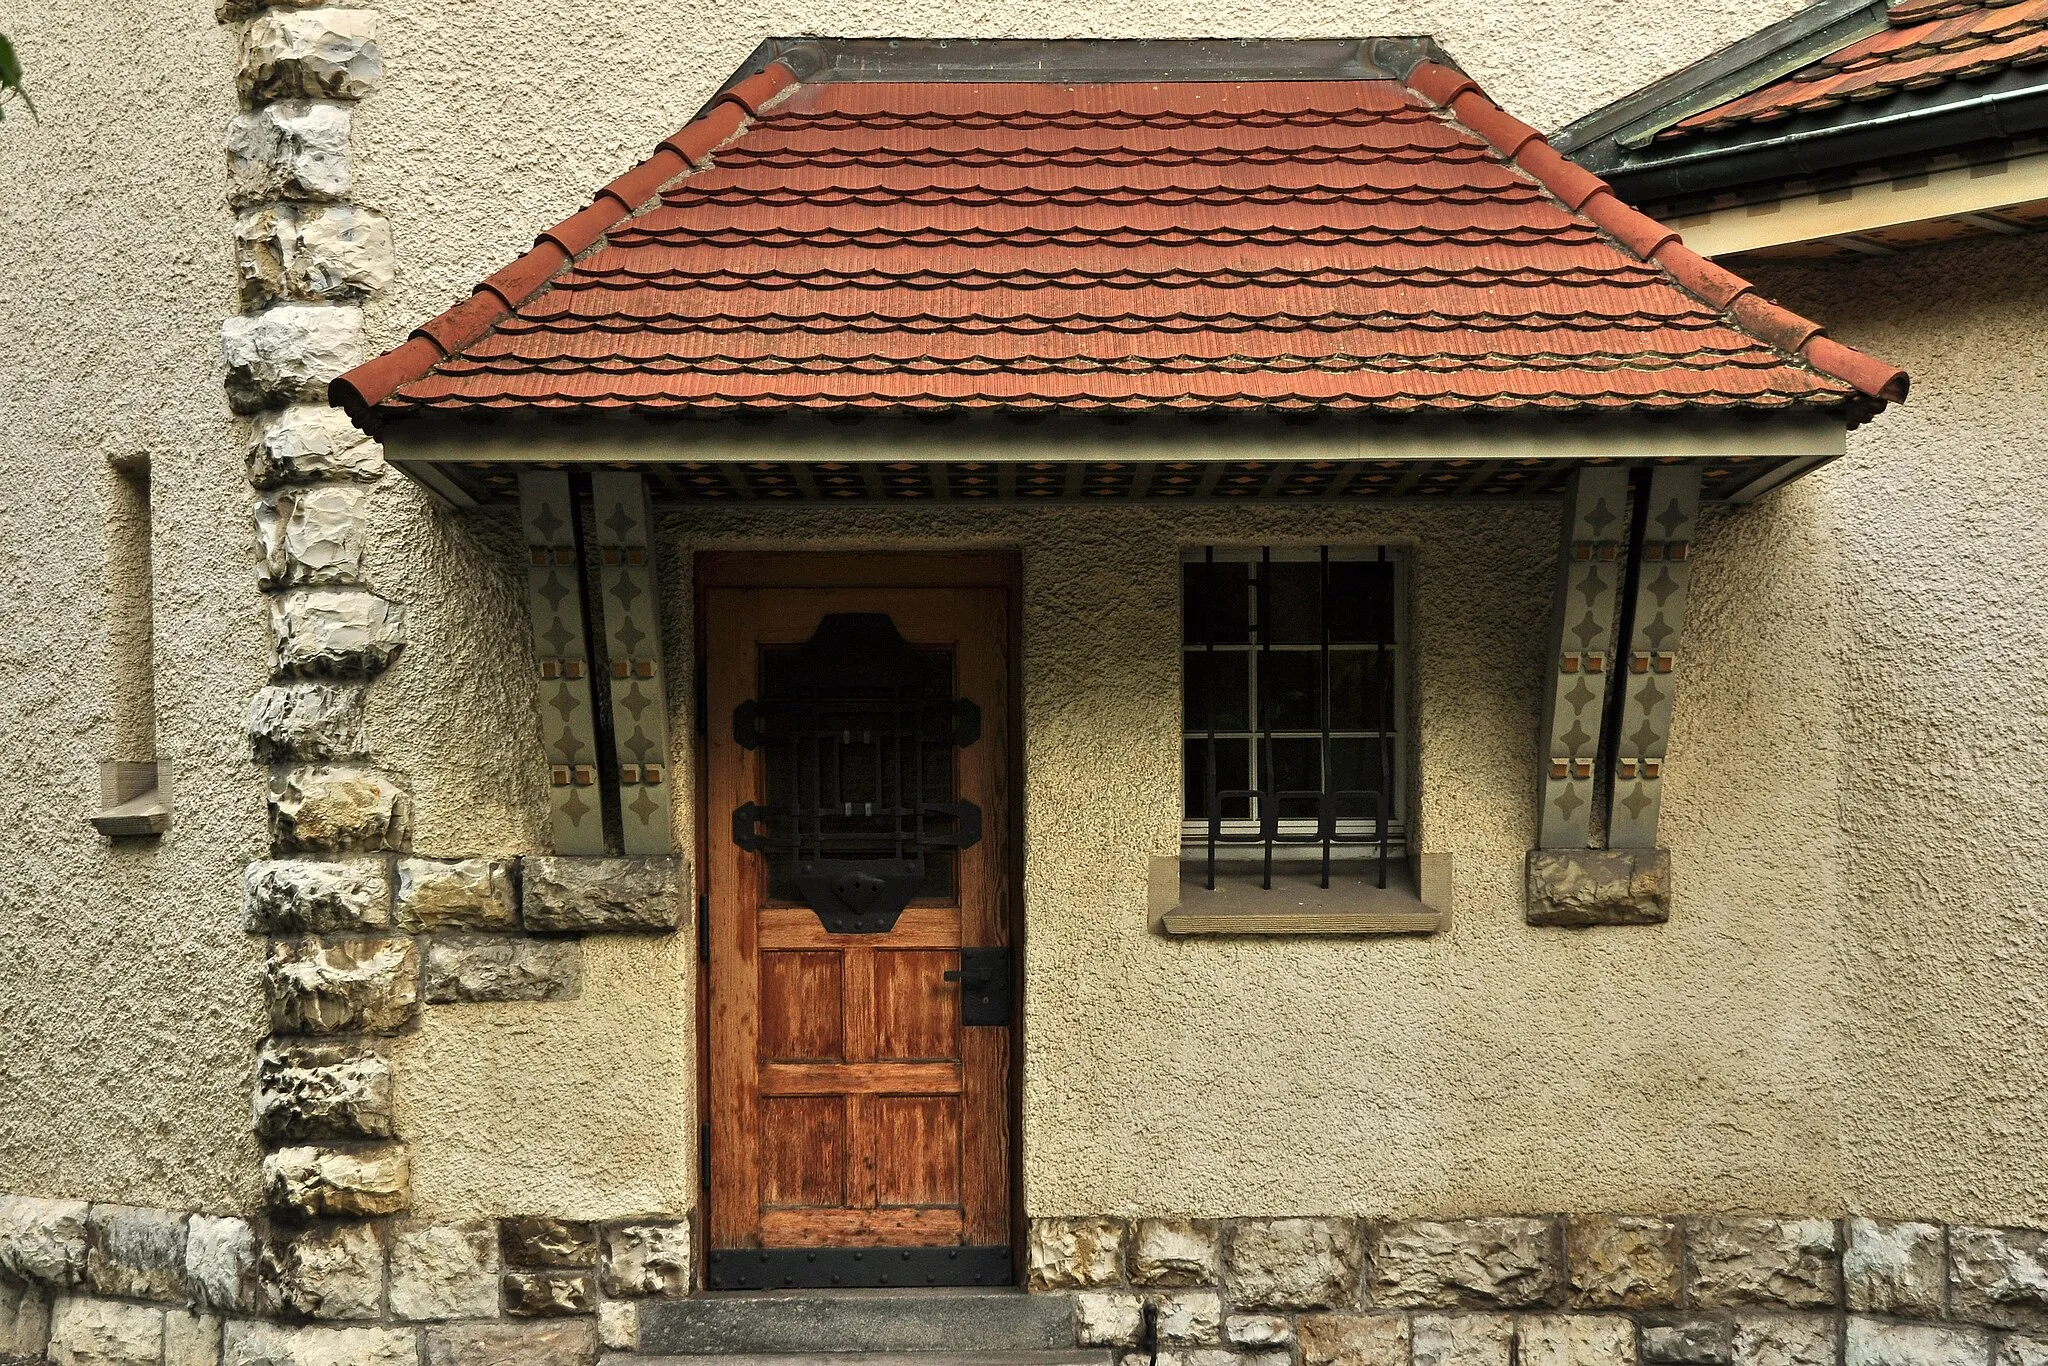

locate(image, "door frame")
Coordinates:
692 549 1026 1289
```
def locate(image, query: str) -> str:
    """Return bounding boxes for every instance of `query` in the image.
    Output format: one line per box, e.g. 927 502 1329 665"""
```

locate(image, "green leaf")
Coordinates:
0 33 37 122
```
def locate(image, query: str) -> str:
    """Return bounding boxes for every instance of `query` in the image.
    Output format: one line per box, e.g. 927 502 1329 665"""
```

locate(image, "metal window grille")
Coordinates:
1181 545 1404 890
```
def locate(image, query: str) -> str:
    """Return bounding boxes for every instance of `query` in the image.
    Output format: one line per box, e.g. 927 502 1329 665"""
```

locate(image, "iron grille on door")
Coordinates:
1182 546 1403 890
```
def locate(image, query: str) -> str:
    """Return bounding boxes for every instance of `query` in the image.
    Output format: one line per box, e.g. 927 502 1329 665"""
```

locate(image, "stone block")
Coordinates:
222 1321 415 1366
1521 1315 1639 1366
1156 1352 1270 1366
1154 1291 1224 1346
425 1320 598 1366
165 1311 221 1366
1028 1217 1125 1291
1370 1218 1564 1310
245 859 389 933
1952 1227 2048 1332
1646 1322 1734 1365
0 1198 90 1286
254 1048 391 1146
185 1217 258 1315
1687 1219 1839 1309
240 9 381 102
1075 1291 1145 1347
86 1205 188 1303
259 1222 383 1321
268 765 411 855
249 683 369 765
247 406 385 488
1413 1314 1515 1366
0 1276 50 1359
270 589 406 678
598 1222 689 1298
1133 1219 1223 1287
1847 1320 1992 1366
237 204 394 308
1228 1218 1360 1309
1525 848 1670 926
2000 1340 2048 1366
46 1296 163 1366
424 937 582 1004
1570 1215 1682 1307
501 1220 596 1269
521 857 682 933
1733 1314 1838 1366
262 1144 411 1218
1846 1219 1945 1318
598 1302 638 1352
255 1041 394 1141
226 101 350 206
265 937 418 1034
503 1269 592 1316
222 306 363 413
256 485 370 589
1227 1315 1294 1349
390 1222 499 1322
397 859 518 932
1299 1313 1410 1366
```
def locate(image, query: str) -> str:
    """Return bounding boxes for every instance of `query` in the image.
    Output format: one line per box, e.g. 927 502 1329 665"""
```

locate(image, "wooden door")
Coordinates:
703 562 1014 1290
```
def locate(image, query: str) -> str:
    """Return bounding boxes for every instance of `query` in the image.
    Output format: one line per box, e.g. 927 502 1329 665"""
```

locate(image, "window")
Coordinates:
1180 546 1403 891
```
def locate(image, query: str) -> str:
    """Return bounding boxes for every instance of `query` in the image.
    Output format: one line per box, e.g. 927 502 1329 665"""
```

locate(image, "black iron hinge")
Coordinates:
699 1121 711 1192
697 892 710 962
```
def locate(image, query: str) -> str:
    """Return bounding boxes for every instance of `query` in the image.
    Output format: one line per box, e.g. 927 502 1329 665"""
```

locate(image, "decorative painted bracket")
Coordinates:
519 471 606 856
1534 468 1630 850
591 472 674 856
1607 465 1702 850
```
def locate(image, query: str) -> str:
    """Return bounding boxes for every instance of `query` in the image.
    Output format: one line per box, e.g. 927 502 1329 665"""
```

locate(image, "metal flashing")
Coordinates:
1557 0 1885 162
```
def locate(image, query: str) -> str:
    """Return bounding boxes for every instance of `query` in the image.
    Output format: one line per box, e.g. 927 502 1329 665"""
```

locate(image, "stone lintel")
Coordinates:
1526 847 1671 927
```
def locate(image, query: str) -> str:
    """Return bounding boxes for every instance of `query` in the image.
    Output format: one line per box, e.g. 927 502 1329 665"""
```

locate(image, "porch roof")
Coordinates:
332 38 1907 434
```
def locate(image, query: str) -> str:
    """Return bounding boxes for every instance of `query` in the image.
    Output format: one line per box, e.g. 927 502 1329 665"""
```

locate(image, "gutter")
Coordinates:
1599 72 2048 202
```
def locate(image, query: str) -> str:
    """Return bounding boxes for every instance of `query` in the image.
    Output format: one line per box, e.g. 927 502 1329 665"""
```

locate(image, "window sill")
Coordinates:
1151 852 1451 936
91 760 172 839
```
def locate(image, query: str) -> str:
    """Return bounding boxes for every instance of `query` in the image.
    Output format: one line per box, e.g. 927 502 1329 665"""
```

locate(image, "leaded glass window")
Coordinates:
1181 546 1404 889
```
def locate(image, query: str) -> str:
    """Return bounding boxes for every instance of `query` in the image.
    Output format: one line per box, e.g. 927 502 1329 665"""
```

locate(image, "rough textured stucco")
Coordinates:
1748 237 2048 1225
0 1 268 1209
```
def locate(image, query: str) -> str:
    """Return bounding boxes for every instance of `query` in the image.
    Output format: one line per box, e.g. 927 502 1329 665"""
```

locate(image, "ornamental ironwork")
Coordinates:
731 612 982 933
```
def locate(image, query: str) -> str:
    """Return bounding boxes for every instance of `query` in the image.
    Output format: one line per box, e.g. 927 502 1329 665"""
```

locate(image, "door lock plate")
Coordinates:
944 947 1012 1026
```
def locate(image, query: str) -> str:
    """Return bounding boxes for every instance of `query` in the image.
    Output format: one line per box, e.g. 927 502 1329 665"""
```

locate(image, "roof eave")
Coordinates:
1556 0 1887 167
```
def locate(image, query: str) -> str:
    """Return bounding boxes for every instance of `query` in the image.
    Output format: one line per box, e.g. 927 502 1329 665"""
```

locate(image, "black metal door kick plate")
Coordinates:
707 1244 1013 1290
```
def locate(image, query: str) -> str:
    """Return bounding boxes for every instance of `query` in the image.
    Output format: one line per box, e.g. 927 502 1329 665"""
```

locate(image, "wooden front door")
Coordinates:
702 557 1015 1290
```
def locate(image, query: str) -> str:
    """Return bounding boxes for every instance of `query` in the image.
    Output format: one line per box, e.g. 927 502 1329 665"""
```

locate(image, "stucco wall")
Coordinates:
0 2 267 1209
6 0 2043 1233
1747 237 2048 1226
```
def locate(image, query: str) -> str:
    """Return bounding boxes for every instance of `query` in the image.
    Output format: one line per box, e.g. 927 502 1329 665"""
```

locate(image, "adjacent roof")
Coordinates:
1666 0 2048 142
334 38 1906 424
1561 0 2048 205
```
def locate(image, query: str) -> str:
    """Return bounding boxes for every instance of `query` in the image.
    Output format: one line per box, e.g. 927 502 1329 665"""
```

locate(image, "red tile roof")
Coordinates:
334 56 1906 421
1666 0 2048 140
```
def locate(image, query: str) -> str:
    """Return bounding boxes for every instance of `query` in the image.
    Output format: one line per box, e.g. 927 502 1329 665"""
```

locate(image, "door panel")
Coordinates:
704 578 1013 1288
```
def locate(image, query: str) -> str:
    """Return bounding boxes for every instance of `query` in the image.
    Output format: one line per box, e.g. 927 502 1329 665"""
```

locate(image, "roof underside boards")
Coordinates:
1666 0 2048 141
333 47 1907 430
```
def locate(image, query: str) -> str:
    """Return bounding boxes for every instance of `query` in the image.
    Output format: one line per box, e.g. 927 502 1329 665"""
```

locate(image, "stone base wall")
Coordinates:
1027 1215 2048 1366
0 1196 685 1365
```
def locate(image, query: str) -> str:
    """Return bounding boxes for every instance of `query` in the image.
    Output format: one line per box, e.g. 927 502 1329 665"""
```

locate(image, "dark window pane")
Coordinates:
1182 560 1250 644
1328 649 1393 730
1261 561 1323 644
1327 560 1395 643
1183 650 1250 731
1329 738 1391 821
1183 738 1250 819
1258 651 1322 731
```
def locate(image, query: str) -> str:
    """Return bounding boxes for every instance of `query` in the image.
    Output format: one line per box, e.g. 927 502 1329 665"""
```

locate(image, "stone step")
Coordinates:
608 1354 1114 1366
634 1291 1084 1355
